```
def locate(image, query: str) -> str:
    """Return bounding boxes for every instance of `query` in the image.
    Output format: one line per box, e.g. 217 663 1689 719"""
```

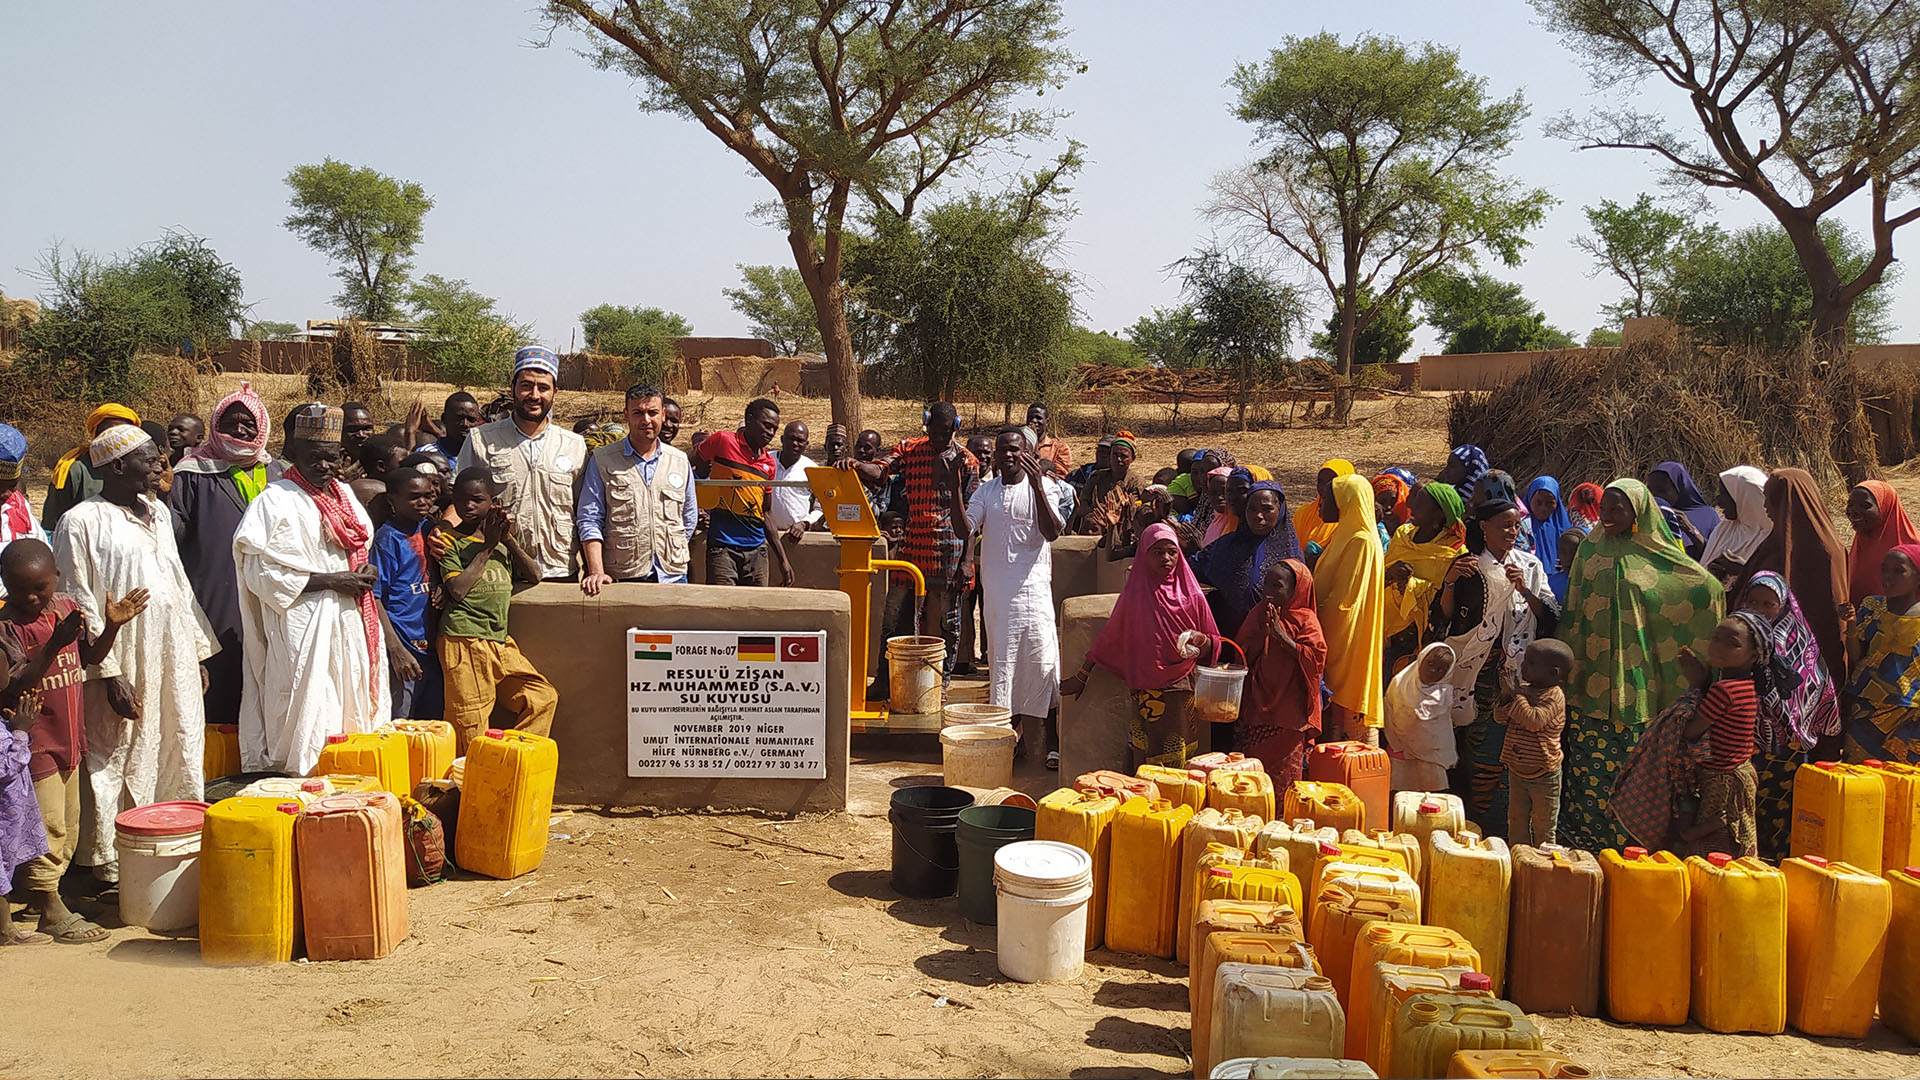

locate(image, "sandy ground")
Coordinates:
9 378 1920 1077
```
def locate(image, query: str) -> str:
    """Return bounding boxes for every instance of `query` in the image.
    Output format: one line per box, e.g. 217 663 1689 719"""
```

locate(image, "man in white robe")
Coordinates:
51 425 214 879
233 405 390 775
960 427 1064 762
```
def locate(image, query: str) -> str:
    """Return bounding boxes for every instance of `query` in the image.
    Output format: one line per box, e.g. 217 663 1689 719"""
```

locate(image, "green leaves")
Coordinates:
407 276 534 389
723 265 824 356
283 159 433 322
579 303 692 385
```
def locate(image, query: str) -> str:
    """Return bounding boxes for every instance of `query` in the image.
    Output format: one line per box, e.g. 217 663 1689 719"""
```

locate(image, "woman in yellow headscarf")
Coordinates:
43 403 140 528
1291 458 1355 558
1316 473 1386 741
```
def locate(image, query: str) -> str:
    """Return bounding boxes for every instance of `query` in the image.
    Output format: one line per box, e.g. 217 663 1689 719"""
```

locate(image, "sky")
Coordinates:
4 0 1914 358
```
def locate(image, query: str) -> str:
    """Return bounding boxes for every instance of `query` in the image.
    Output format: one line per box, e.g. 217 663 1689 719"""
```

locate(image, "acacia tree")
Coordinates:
283 159 433 322
1534 0 1920 346
1176 247 1307 432
1574 194 1700 322
542 0 1078 431
1207 33 1550 423
723 265 824 355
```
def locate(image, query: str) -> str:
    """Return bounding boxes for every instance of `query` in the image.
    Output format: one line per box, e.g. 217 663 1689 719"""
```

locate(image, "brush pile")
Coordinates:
1447 339 1875 495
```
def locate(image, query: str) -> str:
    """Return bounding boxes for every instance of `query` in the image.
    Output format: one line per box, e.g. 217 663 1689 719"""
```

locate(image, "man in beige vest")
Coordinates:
577 383 697 591
456 346 587 580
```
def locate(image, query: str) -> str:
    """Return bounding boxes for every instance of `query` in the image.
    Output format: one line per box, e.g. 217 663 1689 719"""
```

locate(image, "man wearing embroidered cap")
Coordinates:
50 423 214 882
232 405 391 774
456 345 587 581
42 404 140 529
0 423 43 558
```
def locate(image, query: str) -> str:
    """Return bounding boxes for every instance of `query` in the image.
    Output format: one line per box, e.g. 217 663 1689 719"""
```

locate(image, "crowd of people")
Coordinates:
3 350 1919 943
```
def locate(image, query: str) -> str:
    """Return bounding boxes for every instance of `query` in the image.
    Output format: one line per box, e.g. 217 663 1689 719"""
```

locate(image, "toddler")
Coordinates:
1497 637 1573 846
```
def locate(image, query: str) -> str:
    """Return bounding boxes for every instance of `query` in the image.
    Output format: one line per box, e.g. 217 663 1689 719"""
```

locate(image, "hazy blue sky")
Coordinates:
5 1 1912 357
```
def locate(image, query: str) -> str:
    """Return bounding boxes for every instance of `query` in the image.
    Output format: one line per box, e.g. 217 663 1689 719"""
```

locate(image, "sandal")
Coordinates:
1046 751 1060 771
40 914 108 945
2 928 52 946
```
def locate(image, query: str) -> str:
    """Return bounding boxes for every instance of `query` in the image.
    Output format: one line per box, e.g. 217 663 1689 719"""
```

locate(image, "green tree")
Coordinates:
845 170 1077 406
283 159 433 322
1208 33 1551 422
241 319 301 341
722 265 823 356
1585 326 1623 347
1574 194 1699 323
1535 0 1920 347
19 232 247 400
542 0 1079 432
1310 289 1413 366
1176 247 1308 432
1416 269 1575 353
407 275 534 388
1128 306 1202 370
579 304 692 384
1057 326 1144 368
1672 220 1896 349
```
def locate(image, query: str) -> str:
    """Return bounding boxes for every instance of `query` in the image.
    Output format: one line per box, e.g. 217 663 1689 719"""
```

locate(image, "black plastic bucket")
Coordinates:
956 803 1036 924
889 786 973 898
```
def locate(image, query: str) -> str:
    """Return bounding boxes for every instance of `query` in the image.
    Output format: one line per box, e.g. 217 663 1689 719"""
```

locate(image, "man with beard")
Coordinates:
457 346 588 581
232 405 390 774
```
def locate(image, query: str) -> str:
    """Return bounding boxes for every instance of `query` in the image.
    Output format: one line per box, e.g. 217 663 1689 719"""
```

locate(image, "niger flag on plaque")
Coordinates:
736 635 777 662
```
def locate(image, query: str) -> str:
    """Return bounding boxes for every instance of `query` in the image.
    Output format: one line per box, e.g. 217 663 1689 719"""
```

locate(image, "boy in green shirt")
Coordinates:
435 468 557 754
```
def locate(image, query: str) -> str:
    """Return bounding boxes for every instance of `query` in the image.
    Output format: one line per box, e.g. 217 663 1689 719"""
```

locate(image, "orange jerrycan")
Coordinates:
1599 847 1689 1025
1209 769 1277 821
1193 899 1305 989
1176 809 1265 963
1036 787 1120 950
1687 853 1786 1034
199 797 302 966
1507 845 1602 1016
1790 762 1885 871
1208 964 1344 1074
1426 832 1512 994
1074 769 1159 803
1192 932 1321 1079
1188 751 1265 778
1307 741 1391 833
1366 967 1489 1076
1446 1051 1593 1078
387 720 456 789
1190 871 1302 1012
1256 819 1339 891
456 728 559 880
1390 996 1541 1080
1308 842 1411 900
1346 926 1481 1060
1883 867 1920 1041
1783 856 1890 1038
296 792 409 961
1106 797 1193 958
1139 764 1207 811
1286 781 1364 833
311 730 410 795
1307 871 1420 1004
1863 760 1920 874
203 724 241 780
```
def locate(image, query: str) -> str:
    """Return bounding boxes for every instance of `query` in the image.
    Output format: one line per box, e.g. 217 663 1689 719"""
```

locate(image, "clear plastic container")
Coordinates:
1192 638 1249 726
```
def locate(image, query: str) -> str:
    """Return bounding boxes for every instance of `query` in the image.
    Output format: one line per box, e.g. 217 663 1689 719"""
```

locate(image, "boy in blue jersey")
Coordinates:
371 466 442 719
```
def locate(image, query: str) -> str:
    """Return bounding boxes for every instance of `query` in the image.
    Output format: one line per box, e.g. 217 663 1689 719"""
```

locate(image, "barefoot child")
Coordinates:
1677 614 1767 857
1497 638 1573 846
435 468 557 753
372 467 442 721
0 539 146 944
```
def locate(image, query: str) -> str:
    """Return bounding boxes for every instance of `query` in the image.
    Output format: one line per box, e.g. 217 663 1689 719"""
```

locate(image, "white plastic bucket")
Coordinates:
1191 663 1249 725
941 723 1016 789
114 803 210 932
993 840 1094 983
887 635 946 716
942 702 1013 729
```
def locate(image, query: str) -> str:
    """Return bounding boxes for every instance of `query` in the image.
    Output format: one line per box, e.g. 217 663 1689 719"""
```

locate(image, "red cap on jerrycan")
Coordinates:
326 733 348 744
485 728 506 739
1804 855 1830 868
1625 846 1648 859
1708 852 1734 868
1460 972 1492 991
276 802 300 815
1419 801 1441 814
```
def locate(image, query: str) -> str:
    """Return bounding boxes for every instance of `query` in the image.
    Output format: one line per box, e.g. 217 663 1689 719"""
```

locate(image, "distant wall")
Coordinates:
1417 348 1611 391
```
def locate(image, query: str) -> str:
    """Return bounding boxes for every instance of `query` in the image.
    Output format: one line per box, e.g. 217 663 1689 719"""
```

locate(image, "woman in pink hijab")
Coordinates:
1062 522 1221 767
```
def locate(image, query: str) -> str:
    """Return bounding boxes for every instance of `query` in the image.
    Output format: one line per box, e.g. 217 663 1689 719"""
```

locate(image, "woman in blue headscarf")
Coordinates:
1438 445 1490 504
1524 476 1573 602
1194 479 1303 637
1647 461 1720 561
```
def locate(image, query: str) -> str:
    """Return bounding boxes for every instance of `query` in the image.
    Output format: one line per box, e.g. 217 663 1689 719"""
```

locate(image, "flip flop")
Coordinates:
2 928 52 946
40 914 108 945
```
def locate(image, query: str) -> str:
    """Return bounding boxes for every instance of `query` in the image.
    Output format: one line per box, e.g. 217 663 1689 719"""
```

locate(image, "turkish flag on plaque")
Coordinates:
781 636 820 663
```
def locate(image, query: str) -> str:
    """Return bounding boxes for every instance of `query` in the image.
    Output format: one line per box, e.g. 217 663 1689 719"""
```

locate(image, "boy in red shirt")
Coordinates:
1 539 145 943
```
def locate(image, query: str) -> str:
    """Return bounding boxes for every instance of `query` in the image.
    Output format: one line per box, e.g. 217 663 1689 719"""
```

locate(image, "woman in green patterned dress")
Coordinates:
1559 479 1726 851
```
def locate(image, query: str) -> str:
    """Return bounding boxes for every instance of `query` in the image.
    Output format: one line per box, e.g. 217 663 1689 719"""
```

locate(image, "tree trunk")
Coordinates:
1238 351 1249 433
1334 288 1358 427
786 198 863 433
1778 211 1852 349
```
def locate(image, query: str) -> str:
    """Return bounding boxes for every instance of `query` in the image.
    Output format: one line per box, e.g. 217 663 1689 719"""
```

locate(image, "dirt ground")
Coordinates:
9 377 1920 1077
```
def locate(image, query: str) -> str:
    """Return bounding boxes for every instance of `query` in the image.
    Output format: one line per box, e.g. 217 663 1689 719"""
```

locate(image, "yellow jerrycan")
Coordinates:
1426 832 1512 994
1687 853 1786 1034
1346 926 1481 1061
199 797 302 966
1598 847 1689 1025
1036 787 1121 950
1782 856 1890 1038
1790 762 1885 872
1176 807 1265 963
1105 797 1193 958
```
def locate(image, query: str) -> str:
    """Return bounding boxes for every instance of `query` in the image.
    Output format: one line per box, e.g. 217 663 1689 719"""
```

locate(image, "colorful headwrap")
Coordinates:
1422 480 1465 526
1372 473 1411 528
0 423 24 481
1111 430 1137 455
53 403 140 487
290 405 344 443
1384 466 1419 491
1568 482 1605 528
187 382 272 468
1323 458 1356 478
89 424 154 467
513 345 560 380
1448 444 1490 502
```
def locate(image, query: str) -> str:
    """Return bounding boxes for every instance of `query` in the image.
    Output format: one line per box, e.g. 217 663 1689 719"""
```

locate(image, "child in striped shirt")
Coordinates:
1678 614 1765 858
1497 637 1573 846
